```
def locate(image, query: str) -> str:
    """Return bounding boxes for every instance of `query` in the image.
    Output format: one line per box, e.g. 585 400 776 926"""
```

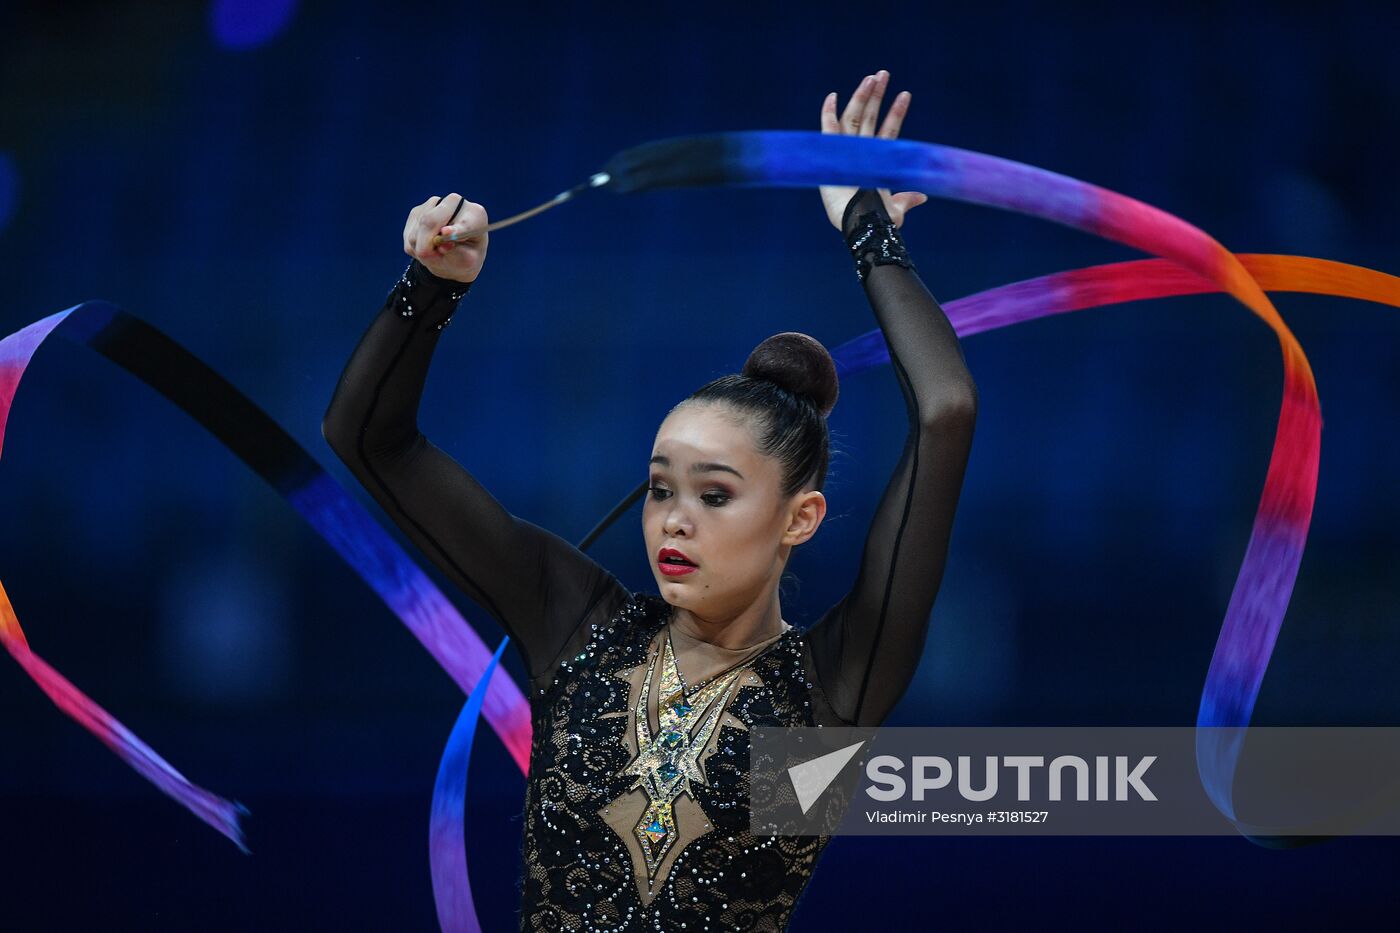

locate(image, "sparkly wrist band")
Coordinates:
844 209 916 284
396 260 474 331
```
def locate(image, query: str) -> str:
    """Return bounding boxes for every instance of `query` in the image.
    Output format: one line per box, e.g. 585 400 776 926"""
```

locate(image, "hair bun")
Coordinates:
741 332 839 418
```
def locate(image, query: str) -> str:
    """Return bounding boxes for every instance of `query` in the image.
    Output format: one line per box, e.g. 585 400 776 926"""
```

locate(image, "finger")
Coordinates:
446 195 466 225
417 193 463 256
442 201 488 242
891 191 928 212
878 90 911 140
404 197 436 254
433 196 467 252
820 91 840 134
421 192 462 230
858 70 888 137
412 196 449 259
408 201 434 257
840 74 874 134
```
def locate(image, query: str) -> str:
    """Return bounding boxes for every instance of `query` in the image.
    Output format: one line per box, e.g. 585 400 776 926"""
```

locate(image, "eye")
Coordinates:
701 491 731 507
647 484 672 501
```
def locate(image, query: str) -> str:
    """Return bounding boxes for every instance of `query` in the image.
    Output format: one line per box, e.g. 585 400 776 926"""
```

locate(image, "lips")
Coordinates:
658 546 698 576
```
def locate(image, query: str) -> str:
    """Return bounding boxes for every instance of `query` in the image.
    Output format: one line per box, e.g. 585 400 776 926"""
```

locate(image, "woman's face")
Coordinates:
643 402 825 620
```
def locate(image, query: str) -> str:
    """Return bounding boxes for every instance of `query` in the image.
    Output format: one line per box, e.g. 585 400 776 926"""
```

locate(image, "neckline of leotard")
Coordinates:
664 616 787 695
661 601 791 650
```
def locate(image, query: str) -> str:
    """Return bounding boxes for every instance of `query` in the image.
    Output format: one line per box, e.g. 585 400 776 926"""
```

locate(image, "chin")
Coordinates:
655 578 694 603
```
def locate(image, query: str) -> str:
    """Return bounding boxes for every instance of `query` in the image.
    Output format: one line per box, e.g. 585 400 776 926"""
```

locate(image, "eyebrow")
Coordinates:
649 455 745 480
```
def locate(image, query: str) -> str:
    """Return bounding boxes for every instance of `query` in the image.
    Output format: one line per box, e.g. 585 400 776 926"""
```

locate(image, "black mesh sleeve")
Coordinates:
321 259 629 682
805 189 979 727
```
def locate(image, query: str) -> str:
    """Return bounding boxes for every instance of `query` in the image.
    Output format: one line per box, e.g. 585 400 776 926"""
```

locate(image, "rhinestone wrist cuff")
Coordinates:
844 209 916 283
395 260 473 331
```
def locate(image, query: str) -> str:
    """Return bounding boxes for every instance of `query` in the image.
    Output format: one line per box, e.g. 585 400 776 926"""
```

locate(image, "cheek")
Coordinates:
641 502 673 547
709 507 775 557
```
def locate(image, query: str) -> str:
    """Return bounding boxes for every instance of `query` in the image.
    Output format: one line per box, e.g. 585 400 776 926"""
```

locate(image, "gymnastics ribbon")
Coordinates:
430 636 507 933
592 130 1339 832
0 302 534 853
5 130 1400 924
830 251 1400 842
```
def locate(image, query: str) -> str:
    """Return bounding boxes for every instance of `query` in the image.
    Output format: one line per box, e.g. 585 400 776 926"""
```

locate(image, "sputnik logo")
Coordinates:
787 741 866 815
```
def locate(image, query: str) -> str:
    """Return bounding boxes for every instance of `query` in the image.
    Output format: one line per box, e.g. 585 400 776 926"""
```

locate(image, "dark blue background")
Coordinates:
3 1 1399 928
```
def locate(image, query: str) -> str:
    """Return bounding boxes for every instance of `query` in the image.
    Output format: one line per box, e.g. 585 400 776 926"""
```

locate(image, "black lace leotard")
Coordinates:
321 189 978 931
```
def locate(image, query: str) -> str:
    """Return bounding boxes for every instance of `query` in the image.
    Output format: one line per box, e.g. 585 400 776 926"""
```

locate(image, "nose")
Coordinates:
662 501 691 537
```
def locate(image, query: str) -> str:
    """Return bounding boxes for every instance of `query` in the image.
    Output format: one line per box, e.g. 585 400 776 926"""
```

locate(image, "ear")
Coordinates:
781 490 827 547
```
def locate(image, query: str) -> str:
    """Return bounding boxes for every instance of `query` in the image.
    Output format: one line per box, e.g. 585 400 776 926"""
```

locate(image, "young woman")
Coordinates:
322 70 977 932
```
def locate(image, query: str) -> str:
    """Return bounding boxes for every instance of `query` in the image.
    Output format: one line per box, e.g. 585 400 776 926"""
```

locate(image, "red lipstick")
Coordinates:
657 546 698 576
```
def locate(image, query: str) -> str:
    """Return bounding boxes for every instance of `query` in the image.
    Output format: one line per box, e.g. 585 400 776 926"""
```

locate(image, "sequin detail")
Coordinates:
519 592 832 931
845 208 916 283
394 261 472 327
622 634 745 880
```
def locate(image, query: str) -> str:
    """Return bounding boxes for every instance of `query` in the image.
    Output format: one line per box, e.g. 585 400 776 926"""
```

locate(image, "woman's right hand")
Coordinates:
403 193 488 283
818 70 927 233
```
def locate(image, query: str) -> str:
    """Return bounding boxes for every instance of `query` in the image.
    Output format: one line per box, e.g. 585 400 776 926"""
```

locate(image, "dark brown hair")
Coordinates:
682 332 839 498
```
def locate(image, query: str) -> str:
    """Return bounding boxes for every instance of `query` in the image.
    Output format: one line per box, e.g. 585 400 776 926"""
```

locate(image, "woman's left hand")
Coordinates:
818 69 929 231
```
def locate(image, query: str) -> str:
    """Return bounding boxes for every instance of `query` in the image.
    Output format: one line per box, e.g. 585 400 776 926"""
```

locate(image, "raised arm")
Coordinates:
806 74 979 727
321 195 627 682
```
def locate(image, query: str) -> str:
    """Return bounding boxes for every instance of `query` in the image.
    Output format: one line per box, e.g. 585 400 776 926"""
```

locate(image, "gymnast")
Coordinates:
322 69 977 931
